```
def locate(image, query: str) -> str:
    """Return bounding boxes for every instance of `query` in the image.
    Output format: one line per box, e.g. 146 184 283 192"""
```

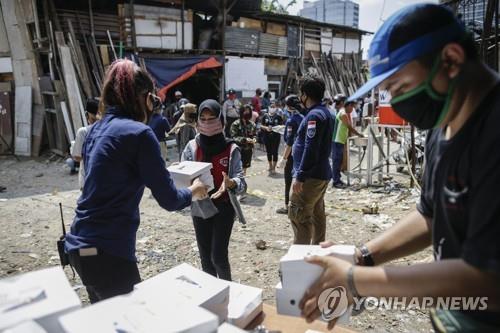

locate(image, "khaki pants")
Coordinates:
288 178 329 245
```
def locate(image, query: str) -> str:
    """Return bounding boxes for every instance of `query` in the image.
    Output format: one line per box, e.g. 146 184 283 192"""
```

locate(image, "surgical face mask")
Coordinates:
390 57 458 130
197 118 223 136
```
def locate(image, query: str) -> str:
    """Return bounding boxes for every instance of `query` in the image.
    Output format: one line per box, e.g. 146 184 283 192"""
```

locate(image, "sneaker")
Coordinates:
333 182 348 189
276 207 288 214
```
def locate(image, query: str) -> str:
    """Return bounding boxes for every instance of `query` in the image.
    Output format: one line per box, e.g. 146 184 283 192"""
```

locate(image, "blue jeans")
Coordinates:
331 142 344 184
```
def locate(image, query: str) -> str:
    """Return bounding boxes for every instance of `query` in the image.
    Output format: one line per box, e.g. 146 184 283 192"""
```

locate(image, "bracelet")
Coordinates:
360 245 375 267
347 265 361 299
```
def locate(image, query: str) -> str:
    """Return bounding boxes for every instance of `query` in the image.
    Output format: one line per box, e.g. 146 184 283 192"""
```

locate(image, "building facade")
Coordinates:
300 0 359 28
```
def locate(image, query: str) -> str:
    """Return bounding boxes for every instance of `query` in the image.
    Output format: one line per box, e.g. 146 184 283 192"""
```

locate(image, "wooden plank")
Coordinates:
67 19 93 98
14 86 32 156
266 22 286 36
60 101 75 142
0 91 13 153
99 45 110 66
31 104 45 156
232 17 262 31
58 45 84 131
0 4 10 54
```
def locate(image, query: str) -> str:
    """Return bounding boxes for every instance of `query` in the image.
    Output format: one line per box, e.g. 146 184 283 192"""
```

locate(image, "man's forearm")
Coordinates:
355 259 500 310
364 210 432 265
282 145 292 160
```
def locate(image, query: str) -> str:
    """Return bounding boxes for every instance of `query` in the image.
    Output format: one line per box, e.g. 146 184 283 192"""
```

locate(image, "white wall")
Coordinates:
225 56 267 97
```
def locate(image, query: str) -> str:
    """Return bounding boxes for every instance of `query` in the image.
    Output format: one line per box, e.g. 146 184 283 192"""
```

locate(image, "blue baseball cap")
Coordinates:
349 4 466 101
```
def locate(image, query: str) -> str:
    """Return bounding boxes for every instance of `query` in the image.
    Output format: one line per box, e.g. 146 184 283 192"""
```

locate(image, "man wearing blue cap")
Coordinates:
299 4 500 331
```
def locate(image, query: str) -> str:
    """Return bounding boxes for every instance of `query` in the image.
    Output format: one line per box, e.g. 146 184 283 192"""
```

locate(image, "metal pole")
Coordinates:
181 0 185 50
367 124 373 186
410 124 416 188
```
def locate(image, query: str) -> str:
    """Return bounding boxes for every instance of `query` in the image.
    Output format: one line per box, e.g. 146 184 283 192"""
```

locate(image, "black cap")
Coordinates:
228 88 236 95
86 98 99 115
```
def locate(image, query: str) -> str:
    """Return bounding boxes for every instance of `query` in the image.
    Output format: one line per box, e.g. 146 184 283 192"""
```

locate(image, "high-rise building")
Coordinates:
299 0 359 28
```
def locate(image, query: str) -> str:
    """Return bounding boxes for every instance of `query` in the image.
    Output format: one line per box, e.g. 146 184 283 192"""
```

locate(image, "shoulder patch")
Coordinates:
307 121 316 139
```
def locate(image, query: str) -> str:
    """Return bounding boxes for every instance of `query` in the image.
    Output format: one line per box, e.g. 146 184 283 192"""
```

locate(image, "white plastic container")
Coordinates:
0 267 81 332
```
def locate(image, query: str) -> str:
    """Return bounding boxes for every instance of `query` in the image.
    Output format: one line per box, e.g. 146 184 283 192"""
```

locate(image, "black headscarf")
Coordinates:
196 99 231 162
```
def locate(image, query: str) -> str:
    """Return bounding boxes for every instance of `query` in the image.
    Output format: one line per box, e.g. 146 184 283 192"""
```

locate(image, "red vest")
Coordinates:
196 144 232 202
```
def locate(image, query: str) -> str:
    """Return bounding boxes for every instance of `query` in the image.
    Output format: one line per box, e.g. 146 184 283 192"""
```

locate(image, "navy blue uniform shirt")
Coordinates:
292 104 334 182
284 112 304 146
148 113 171 142
65 107 192 261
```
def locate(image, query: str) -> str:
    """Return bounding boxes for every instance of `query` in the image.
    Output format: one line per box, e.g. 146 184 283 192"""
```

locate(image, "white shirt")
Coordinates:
71 126 90 189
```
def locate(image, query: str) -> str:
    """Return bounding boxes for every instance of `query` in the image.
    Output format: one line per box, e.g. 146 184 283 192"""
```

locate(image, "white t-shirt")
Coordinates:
71 126 90 189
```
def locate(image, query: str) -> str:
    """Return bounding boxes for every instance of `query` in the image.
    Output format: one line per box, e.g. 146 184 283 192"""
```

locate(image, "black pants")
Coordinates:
265 133 280 162
192 201 235 281
68 249 141 303
284 155 294 206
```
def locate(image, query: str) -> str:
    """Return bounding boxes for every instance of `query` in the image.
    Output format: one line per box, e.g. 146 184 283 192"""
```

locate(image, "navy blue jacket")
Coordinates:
65 107 192 261
292 104 334 182
148 113 171 142
284 113 304 147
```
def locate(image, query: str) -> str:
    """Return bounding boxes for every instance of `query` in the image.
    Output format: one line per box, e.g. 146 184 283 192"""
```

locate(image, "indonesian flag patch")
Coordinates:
307 121 316 138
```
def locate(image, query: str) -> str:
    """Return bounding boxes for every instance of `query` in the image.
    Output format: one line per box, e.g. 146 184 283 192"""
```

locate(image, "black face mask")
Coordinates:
300 95 309 114
390 58 457 130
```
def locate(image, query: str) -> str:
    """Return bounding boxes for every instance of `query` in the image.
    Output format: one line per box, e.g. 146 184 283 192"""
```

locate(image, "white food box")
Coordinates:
167 161 214 191
59 292 219 333
276 245 355 325
0 267 81 333
279 245 356 288
225 281 262 329
134 263 229 323
2 321 47 333
217 323 247 333
275 282 350 325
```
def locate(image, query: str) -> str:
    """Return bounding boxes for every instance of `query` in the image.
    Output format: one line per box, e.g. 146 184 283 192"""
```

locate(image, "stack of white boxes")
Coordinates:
58 292 219 333
0 267 81 333
275 245 356 324
134 264 263 328
167 161 214 191
134 263 230 323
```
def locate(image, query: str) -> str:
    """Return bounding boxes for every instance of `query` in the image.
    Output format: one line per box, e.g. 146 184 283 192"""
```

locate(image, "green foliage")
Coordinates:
261 0 297 14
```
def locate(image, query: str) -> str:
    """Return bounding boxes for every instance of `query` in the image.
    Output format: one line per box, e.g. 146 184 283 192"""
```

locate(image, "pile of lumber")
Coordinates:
310 52 368 98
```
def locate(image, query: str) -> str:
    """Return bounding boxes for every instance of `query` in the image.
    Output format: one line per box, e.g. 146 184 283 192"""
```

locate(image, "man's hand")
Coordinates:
292 180 304 194
211 172 236 199
189 178 208 200
320 241 363 265
277 157 287 169
299 256 353 330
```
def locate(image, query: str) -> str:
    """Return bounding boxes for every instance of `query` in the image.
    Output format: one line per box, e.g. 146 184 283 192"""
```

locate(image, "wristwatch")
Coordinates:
359 245 375 266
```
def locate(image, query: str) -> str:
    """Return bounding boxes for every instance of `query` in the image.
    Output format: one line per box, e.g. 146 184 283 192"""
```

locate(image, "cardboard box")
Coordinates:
279 245 356 288
134 263 229 323
275 283 350 325
59 292 218 333
167 161 214 191
217 323 247 333
0 267 81 332
226 281 263 329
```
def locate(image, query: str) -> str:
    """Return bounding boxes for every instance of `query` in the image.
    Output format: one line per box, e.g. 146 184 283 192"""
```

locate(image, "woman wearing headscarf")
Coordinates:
64 59 207 303
169 102 197 161
181 99 247 281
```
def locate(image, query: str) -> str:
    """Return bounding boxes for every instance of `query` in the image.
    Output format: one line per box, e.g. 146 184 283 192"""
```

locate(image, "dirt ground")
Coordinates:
0 147 434 333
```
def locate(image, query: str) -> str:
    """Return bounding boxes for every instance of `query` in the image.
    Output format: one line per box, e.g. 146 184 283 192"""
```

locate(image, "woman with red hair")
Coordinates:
64 59 207 303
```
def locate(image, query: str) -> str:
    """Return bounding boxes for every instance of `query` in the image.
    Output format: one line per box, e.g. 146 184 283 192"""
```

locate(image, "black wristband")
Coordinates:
360 245 375 267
